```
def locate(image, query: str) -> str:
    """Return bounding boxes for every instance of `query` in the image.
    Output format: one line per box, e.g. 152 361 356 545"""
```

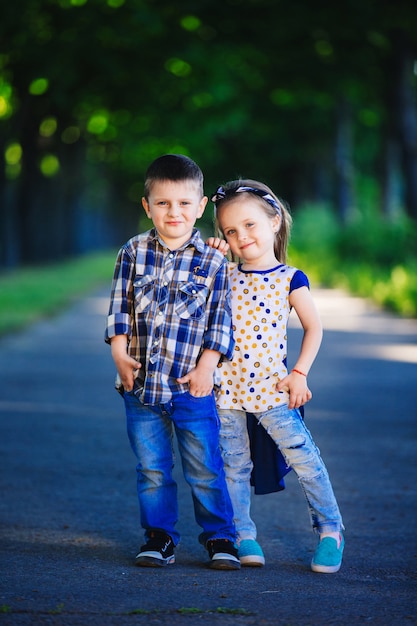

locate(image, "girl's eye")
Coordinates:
225 229 235 236
246 222 254 228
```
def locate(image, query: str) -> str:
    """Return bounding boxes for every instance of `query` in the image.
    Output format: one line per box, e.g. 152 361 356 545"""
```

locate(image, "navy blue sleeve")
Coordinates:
289 269 309 292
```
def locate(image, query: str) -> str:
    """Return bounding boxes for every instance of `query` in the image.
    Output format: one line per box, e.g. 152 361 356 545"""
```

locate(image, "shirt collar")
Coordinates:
149 228 204 253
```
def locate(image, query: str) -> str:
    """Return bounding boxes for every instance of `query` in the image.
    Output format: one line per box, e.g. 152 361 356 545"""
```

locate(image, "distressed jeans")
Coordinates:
123 390 236 546
218 405 344 540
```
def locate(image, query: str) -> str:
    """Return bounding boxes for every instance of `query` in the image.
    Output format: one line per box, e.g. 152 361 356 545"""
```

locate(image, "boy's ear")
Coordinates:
142 197 151 218
197 195 208 218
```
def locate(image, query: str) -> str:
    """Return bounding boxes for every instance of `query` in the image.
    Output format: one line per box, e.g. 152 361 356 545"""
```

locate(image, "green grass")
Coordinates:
128 607 253 616
0 251 116 337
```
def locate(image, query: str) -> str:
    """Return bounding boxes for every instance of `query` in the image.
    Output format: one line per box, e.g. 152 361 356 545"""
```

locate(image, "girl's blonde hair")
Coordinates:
211 178 292 264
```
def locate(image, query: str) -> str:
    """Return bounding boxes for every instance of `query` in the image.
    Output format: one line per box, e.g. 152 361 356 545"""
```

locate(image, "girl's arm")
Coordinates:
277 285 323 409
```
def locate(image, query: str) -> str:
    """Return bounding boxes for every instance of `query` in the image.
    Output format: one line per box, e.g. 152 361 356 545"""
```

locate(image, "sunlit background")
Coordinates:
1 0 416 316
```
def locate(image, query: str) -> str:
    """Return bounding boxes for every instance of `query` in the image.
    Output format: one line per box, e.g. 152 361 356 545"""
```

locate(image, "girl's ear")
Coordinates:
272 214 281 233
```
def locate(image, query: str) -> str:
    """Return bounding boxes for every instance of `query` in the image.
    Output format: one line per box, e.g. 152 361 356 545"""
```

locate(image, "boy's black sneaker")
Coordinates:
206 539 241 570
135 530 175 567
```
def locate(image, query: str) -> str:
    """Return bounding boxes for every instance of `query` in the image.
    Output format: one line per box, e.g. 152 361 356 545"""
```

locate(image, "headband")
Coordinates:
211 185 281 216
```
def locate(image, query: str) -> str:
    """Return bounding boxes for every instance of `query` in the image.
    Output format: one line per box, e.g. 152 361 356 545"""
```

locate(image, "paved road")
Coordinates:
0 286 416 625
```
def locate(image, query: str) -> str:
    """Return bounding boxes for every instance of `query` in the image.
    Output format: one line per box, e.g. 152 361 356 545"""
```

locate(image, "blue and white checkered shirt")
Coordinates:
105 228 235 405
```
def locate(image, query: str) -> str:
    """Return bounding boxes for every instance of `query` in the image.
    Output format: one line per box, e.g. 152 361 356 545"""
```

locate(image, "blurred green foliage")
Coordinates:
1 0 417 319
1 2 417 243
289 205 417 316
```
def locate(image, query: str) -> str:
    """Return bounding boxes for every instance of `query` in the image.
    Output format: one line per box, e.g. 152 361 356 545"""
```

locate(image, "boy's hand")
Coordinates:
116 356 141 392
177 348 219 397
177 367 214 397
277 373 312 409
111 335 141 391
206 237 229 256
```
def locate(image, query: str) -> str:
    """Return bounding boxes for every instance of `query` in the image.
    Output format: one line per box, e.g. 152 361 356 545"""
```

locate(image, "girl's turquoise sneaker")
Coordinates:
237 539 265 567
311 534 344 573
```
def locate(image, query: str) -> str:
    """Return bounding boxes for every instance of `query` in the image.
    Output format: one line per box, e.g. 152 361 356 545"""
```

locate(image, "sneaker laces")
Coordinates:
207 539 238 559
140 531 172 552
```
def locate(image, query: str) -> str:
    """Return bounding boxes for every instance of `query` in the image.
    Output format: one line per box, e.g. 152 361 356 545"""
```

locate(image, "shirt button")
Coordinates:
158 311 163 316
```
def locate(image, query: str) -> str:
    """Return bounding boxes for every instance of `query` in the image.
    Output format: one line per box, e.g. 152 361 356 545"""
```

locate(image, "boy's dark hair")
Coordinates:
144 154 204 199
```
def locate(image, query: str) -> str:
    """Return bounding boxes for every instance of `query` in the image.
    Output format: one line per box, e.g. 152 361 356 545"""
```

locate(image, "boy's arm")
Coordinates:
200 258 235 360
110 334 141 392
177 253 234 396
277 286 323 409
177 348 220 397
105 243 141 391
105 244 135 344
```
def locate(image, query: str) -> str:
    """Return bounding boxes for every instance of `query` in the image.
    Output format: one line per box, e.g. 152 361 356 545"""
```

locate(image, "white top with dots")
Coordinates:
216 262 309 413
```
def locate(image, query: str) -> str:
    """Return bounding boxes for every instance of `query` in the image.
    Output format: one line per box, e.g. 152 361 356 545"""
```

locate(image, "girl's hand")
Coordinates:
277 373 312 409
206 237 230 256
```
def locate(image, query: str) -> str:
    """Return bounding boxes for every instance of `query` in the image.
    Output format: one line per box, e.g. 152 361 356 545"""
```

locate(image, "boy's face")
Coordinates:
142 180 207 250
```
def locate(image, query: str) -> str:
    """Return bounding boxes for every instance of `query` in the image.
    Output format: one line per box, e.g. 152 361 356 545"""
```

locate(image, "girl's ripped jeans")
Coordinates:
218 404 344 540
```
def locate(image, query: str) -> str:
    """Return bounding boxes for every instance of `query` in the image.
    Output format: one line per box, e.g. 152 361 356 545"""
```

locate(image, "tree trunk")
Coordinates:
390 29 417 220
381 136 403 219
334 97 355 223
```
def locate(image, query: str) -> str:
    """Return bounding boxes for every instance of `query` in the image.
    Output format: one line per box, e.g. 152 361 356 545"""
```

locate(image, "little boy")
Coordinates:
105 154 239 570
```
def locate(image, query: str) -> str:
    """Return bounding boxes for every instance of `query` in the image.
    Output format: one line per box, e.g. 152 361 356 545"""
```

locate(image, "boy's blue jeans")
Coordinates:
218 405 344 540
123 390 236 547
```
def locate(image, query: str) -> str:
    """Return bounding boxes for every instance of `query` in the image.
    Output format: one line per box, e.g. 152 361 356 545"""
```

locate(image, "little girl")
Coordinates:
208 179 344 573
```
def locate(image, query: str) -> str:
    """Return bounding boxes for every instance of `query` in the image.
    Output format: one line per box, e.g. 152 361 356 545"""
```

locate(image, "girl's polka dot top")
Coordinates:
216 263 309 412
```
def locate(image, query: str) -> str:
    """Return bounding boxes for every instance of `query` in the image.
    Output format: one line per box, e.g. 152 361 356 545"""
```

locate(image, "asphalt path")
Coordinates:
0 285 416 625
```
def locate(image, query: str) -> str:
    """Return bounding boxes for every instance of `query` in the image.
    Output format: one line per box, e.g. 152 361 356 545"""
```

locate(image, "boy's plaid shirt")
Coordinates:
105 228 235 405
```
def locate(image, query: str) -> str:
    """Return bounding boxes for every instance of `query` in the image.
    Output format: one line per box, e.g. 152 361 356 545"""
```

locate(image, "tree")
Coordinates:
1 0 416 267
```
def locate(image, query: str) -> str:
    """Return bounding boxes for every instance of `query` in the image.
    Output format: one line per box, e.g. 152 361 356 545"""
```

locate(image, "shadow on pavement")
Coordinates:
0 287 416 625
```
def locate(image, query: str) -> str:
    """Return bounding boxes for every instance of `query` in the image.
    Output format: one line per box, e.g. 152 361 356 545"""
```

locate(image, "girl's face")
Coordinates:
218 196 280 269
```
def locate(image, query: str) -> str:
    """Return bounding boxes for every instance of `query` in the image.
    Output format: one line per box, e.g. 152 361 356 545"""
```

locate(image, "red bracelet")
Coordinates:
292 368 307 377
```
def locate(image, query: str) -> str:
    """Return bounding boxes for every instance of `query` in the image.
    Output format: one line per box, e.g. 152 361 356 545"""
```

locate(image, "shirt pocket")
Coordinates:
175 282 209 320
255 293 288 323
133 275 156 313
